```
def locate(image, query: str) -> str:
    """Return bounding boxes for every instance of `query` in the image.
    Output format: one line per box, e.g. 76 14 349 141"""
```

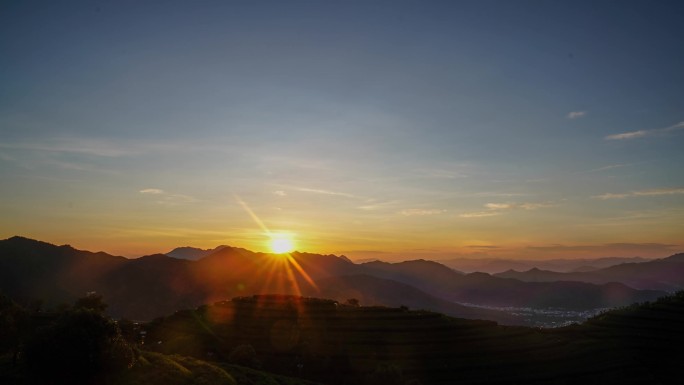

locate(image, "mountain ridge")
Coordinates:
0 236 674 324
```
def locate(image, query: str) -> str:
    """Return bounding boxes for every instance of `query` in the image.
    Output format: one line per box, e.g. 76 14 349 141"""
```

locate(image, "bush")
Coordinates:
227 344 261 369
25 309 134 384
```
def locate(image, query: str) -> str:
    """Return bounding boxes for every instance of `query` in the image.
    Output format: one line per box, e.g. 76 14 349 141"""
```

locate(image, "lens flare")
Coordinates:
270 236 294 254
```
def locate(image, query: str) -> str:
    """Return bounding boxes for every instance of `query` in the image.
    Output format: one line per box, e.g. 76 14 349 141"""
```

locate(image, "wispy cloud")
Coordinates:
139 188 197 205
484 202 552 210
593 193 630 200
473 192 530 197
594 187 684 200
584 163 629 173
0 138 134 157
294 187 359 199
605 121 684 140
273 190 287 196
461 201 553 218
140 188 164 194
466 245 500 249
399 209 446 216
358 200 400 211
459 211 500 218
633 188 684 196
567 111 587 119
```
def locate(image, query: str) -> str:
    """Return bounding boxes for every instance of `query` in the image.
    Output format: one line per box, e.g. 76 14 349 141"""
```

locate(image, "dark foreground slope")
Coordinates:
142 292 684 385
2 291 682 384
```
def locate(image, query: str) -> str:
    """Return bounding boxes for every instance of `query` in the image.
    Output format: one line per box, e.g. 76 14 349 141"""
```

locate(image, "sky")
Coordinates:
1 0 683 260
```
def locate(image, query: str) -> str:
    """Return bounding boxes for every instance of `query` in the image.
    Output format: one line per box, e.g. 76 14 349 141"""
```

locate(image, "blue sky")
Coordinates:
1 1 683 259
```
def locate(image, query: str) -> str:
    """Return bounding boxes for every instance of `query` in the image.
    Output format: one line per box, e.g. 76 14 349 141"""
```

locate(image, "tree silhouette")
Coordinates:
345 298 360 307
74 292 108 313
228 344 261 369
0 293 29 366
25 297 133 384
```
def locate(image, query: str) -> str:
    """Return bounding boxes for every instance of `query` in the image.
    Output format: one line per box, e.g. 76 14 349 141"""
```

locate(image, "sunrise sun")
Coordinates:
269 235 295 254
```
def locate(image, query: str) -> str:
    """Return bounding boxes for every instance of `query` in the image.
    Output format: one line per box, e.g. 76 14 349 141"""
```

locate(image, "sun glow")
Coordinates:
270 235 295 254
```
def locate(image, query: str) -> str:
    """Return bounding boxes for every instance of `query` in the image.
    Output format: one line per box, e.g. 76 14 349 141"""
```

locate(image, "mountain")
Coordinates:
440 256 652 274
0 236 672 324
0 236 127 305
0 237 518 324
141 291 684 385
165 245 228 260
494 253 684 291
361 259 665 310
307 274 520 324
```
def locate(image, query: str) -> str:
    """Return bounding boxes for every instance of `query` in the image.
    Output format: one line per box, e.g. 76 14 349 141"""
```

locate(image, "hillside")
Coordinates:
0 236 673 325
165 245 229 261
0 237 518 324
494 253 684 291
141 291 684 384
438 256 652 274
361 259 666 309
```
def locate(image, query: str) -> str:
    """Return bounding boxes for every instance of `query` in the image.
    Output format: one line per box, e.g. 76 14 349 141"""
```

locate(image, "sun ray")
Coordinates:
286 255 318 291
234 195 317 295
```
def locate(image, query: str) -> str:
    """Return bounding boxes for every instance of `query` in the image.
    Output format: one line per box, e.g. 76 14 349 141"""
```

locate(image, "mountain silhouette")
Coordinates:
494 253 684 291
362 258 665 309
166 245 229 260
440 256 652 274
0 236 670 323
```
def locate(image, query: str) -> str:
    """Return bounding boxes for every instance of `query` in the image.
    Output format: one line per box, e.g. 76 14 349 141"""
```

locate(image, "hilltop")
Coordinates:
0 236 675 326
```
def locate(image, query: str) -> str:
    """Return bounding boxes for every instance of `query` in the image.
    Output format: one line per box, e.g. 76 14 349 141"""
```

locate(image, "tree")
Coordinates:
228 344 261 369
25 306 134 384
345 298 360 307
74 292 108 313
367 362 405 384
0 294 29 366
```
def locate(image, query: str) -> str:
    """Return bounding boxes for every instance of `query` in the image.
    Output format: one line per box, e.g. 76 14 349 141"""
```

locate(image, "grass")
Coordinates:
111 351 237 385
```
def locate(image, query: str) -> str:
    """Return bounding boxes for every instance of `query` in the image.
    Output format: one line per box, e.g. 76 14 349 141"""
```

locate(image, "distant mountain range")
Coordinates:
494 253 684 291
438 256 653 274
0 236 677 325
165 245 229 260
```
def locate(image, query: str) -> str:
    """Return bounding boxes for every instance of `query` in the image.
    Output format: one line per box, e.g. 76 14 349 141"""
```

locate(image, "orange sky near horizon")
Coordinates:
1 2 683 261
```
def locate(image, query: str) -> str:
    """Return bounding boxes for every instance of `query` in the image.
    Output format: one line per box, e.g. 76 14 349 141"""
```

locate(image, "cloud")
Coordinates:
400 209 446 216
461 201 553 218
139 188 197 205
294 187 358 199
273 190 287 196
633 188 684 196
474 192 530 197
459 211 500 218
484 203 512 210
605 130 649 140
584 163 629 173
140 188 164 194
0 138 134 157
358 200 400 211
593 193 629 200
594 187 684 199
567 111 587 119
605 121 684 140
485 202 552 210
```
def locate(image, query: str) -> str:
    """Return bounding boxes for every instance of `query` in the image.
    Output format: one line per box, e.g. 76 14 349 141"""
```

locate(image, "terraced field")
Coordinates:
144 292 684 384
